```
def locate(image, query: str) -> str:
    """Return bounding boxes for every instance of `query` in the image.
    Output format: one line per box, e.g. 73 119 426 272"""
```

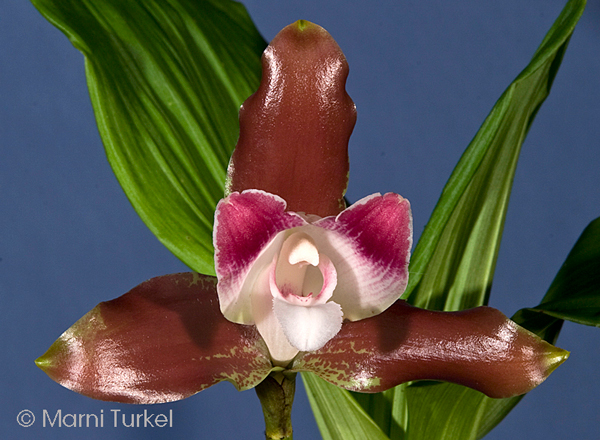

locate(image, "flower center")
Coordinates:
275 232 324 300
267 228 342 355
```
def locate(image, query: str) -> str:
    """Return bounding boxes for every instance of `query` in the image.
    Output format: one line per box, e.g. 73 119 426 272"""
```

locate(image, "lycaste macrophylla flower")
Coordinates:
214 190 412 365
37 20 568 409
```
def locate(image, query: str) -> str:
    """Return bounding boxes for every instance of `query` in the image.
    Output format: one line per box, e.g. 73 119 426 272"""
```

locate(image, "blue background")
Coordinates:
2 0 599 438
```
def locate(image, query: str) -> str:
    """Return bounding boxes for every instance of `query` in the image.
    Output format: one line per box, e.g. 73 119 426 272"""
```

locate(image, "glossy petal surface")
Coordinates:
292 300 568 398
36 273 273 403
226 20 356 217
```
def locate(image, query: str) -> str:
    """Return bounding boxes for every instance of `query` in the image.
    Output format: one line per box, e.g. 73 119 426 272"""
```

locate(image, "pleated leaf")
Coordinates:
302 373 390 440
403 0 586 311
30 0 267 275
303 0 586 438
384 2 586 438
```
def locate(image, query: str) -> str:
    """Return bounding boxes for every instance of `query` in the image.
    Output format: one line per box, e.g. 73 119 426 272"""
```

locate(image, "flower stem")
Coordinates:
255 371 296 440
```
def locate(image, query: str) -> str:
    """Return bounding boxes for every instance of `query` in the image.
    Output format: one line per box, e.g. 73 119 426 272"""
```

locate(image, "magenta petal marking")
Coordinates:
313 192 413 320
214 190 305 323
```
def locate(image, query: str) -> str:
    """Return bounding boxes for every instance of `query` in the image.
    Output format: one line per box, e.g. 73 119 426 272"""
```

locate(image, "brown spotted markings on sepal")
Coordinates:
226 20 356 217
35 273 273 403
291 300 569 398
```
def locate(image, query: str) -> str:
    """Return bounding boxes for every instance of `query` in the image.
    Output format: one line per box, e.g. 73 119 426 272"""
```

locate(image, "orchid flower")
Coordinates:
214 190 412 365
36 19 569 439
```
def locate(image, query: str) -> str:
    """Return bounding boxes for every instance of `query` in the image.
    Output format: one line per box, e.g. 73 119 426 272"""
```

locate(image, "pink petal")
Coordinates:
311 192 413 320
214 190 305 323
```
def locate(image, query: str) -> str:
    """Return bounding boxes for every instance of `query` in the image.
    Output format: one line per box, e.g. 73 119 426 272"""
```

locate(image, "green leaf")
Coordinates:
403 0 586 311
351 389 406 440
523 216 600 327
302 0 586 438
31 0 266 275
403 383 523 440
300 0 585 432
302 373 390 440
